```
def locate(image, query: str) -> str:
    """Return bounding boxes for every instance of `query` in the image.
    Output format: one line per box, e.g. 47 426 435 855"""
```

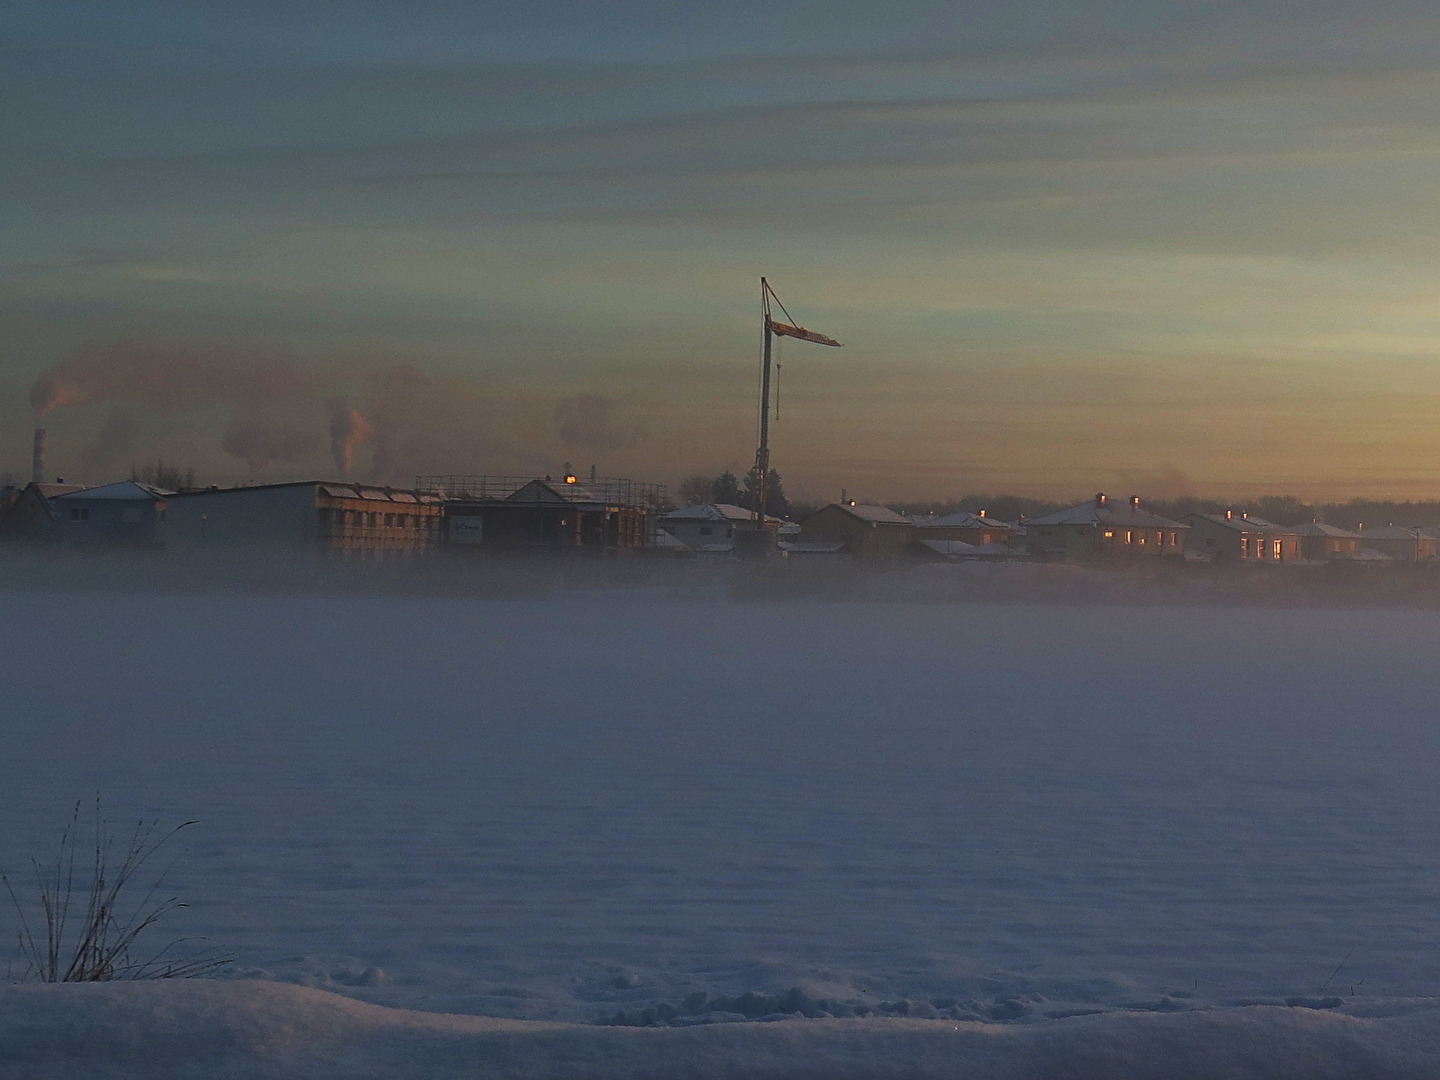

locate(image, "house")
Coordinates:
1179 510 1301 562
656 504 783 553
0 481 88 543
50 481 172 547
910 510 1016 548
1291 522 1363 562
162 481 442 555
1351 525 1438 562
1022 494 1188 559
798 503 915 558
441 476 653 553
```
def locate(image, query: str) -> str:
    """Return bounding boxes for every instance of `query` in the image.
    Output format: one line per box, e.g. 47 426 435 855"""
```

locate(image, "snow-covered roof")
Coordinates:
919 538 978 556
912 511 1014 531
1355 525 1425 540
660 503 779 524
32 483 88 499
778 540 847 554
826 503 911 525
1291 522 1361 538
53 480 171 501
651 531 689 550
1026 498 1186 530
1182 512 1294 534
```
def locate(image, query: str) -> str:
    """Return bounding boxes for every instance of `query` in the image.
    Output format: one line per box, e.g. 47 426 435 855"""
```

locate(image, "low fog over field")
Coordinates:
6 575 1440 1021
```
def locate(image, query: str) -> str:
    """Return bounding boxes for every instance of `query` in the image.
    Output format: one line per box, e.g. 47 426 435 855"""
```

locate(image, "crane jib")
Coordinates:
766 319 842 348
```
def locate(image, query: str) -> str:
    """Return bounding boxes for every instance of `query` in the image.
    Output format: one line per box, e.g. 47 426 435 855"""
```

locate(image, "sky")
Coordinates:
7 1 1440 501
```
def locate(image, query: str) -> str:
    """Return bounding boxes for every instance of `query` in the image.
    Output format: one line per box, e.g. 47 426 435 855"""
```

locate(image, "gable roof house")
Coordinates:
1023 494 1188 560
1291 521 1363 562
910 510 1016 548
798 503 915 558
1352 524 1439 562
656 503 784 554
1179 510 1302 562
0 481 88 543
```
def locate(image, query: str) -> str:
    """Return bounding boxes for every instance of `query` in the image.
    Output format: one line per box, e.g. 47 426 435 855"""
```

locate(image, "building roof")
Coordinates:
824 503 911 525
32 483 88 499
912 511 1014 531
660 503 781 524
168 480 440 504
1026 497 1187 530
53 481 172 501
1355 525 1425 541
1181 512 1295 534
1291 522 1361 538
778 540 847 554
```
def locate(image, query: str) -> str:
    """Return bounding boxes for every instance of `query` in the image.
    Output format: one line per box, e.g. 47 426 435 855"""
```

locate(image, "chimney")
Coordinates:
31 427 45 485
978 508 987 519
1129 495 1140 510
1094 492 1107 507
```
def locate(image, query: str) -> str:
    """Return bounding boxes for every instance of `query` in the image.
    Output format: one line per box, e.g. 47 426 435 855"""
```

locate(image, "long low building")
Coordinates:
162 481 442 555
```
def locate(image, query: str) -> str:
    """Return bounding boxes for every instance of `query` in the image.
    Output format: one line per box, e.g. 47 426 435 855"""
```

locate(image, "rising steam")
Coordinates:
328 405 373 477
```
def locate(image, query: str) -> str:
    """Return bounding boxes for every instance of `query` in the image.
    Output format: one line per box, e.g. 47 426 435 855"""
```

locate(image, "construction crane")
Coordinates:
750 277 841 531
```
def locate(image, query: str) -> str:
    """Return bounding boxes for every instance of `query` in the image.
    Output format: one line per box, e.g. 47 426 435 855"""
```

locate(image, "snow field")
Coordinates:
4 586 1440 1034
5 979 1440 1080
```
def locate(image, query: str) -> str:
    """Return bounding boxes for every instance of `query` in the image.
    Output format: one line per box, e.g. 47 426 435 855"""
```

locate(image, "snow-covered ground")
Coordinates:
5 575 1440 1072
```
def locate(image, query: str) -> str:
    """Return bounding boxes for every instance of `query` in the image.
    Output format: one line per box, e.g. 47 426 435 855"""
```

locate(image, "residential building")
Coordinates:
1351 525 1438 562
1023 494 1188 559
1291 522 1363 562
1179 511 1301 562
910 510 1016 547
0 482 88 543
656 504 783 553
798 503 915 558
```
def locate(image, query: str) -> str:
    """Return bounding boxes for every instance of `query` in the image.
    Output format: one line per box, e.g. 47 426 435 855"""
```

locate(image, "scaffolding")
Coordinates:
416 475 667 509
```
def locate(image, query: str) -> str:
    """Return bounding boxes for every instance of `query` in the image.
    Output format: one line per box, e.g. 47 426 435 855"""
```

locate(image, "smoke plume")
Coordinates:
222 420 320 474
554 394 646 451
78 407 141 477
29 337 307 419
328 404 373 477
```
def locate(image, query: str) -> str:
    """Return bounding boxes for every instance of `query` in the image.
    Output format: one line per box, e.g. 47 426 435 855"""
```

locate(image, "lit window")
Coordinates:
1103 530 1114 539
1125 530 1133 543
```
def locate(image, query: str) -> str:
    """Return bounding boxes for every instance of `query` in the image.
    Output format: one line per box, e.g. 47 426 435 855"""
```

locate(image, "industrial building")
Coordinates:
162 481 442 555
50 481 173 548
424 475 662 553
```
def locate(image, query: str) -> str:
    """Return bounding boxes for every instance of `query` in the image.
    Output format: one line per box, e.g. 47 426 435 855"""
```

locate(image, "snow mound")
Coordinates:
4 980 1440 1080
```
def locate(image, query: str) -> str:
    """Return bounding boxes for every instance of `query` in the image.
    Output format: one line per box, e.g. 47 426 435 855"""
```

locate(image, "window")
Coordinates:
69 507 89 521
1124 530 1133 543
1103 530 1114 539
699 526 713 536
1170 532 1179 546
1273 539 1282 559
